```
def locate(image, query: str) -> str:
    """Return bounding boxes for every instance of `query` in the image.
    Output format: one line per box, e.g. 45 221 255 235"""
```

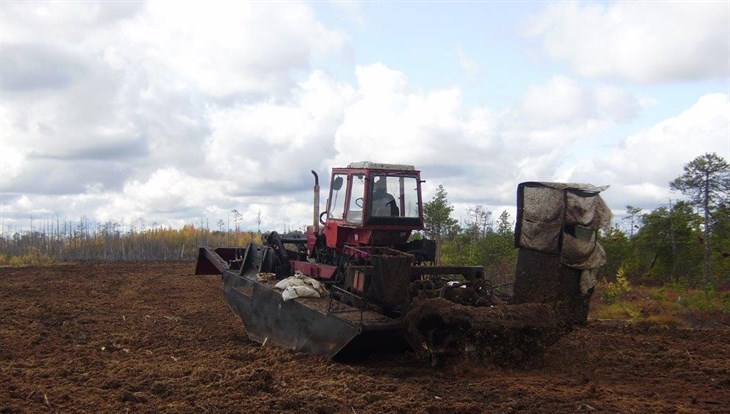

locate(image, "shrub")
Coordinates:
601 266 632 304
593 302 641 320
0 248 57 267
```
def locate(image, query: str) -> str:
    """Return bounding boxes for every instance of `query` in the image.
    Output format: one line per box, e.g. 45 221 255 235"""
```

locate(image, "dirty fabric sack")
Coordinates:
274 271 328 301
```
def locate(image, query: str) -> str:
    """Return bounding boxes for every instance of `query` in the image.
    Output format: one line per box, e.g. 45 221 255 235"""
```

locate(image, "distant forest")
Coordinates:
0 218 262 265
427 195 730 289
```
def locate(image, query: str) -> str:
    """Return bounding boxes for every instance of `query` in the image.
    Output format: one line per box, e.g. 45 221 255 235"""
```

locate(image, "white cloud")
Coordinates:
457 46 480 78
0 1 350 231
164 64 643 218
332 63 481 170
594 86 641 122
517 76 639 128
0 1 143 45
520 76 592 124
0 146 24 181
120 1 346 99
0 0 347 190
568 93 730 208
4 56 639 230
203 70 353 194
2 1 726 235
527 1 730 83
326 67 641 208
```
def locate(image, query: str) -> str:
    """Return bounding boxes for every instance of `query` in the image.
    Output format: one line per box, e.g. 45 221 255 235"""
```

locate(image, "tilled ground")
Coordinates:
1 262 728 413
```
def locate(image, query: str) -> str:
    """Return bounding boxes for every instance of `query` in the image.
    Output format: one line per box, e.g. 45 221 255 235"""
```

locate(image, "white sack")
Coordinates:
275 271 327 301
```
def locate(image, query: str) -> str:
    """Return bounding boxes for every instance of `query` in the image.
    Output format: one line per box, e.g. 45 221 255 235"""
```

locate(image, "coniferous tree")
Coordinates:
423 185 459 263
670 153 730 285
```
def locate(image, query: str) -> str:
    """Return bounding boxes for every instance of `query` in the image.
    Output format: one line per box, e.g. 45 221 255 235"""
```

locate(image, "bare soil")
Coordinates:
1 262 728 413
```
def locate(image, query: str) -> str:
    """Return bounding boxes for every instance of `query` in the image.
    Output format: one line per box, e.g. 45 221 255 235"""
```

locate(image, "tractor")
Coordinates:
195 162 611 365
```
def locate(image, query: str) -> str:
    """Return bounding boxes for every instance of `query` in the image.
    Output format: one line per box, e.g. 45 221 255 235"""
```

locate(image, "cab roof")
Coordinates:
346 161 415 171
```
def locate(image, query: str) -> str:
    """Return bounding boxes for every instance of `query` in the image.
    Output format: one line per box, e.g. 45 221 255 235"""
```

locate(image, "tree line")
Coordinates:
420 184 517 288
0 219 261 265
424 153 730 289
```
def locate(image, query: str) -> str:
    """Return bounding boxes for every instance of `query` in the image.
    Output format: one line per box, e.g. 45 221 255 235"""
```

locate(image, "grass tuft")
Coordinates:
0 250 59 267
591 283 730 326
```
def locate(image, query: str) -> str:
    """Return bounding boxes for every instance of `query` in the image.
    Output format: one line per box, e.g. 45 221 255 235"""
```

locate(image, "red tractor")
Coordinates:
196 162 611 364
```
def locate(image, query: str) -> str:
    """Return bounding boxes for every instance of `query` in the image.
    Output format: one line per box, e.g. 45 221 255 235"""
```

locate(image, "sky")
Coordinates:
1 0 729 235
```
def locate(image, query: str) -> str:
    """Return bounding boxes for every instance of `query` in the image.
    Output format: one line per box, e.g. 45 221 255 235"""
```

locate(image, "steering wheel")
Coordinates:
355 197 364 208
319 211 327 224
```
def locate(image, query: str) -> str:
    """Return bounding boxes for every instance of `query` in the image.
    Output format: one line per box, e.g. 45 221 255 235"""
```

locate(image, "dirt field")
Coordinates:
1 262 728 413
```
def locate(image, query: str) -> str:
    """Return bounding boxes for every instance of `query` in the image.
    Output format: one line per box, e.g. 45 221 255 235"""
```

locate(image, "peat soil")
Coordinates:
1 262 728 413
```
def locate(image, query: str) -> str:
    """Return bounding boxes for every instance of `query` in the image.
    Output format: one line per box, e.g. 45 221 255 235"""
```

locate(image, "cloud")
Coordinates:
0 1 144 45
527 1 730 83
202 70 353 195
0 1 352 232
3 53 639 231
331 63 485 172
567 93 730 209
2 1 724 235
0 0 346 199
117 168 229 215
120 1 347 99
0 146 24 181
457 46 480 78
0 44 87 91
170 64 641 220
327 67 639 208
2 159 132 195
518 76 639 128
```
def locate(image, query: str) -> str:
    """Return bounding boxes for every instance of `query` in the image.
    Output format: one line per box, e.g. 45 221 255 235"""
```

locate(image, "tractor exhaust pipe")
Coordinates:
311 170 320 233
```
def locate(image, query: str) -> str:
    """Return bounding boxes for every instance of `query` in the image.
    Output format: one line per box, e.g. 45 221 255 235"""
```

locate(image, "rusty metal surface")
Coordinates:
194 247 232 275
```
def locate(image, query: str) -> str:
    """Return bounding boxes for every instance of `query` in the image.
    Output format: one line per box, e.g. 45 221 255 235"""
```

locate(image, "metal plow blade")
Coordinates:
196 244 408 360
403 298 569 366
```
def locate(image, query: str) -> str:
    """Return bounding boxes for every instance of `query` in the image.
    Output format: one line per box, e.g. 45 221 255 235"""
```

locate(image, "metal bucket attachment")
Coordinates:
223 272 363 358
198 244 404 359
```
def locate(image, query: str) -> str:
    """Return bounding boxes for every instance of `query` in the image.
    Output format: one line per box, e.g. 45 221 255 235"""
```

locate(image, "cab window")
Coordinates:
370 175 420 218
346 174 365 223
328 174 346 219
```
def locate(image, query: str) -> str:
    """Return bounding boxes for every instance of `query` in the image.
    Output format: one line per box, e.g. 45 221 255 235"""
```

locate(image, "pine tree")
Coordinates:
423 185 458 263
670 153 730 285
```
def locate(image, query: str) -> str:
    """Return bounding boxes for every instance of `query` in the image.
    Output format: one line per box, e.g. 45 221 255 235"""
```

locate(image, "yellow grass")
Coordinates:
590 284 730 326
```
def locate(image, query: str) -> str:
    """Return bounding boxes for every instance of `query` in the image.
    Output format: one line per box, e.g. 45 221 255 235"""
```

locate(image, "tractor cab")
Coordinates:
319 162 425 251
